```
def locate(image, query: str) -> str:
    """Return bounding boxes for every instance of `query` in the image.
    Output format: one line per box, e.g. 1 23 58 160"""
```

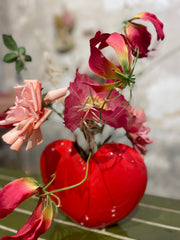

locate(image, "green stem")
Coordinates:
43 174 56 191
51 106 64 120
100 88 113 119
41 153 91 196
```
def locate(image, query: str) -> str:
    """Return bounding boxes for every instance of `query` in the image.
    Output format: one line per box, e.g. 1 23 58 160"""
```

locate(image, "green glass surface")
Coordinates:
0 167 179 240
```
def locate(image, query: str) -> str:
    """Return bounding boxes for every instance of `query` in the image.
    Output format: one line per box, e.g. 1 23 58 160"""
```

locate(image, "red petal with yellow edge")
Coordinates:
0 178 38 219
132 12 164 41
89 45 121 79
89 31 122 79
84 81 121 92
1 197 53 240
106 33 133 73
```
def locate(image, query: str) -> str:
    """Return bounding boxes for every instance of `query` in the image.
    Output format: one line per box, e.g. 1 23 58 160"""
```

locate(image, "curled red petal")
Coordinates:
90 31 110 48
132 12 165 41
0 178 38 219
124 22 151 58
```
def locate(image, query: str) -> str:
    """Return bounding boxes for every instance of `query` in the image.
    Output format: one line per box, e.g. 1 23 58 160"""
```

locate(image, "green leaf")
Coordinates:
3 52 18 63
24 55 32 62
2 34 18 51
16 60 24 74
18 47 26 55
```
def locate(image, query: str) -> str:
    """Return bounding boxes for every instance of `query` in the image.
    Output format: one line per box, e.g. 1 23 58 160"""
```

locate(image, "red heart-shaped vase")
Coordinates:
40 139 147 228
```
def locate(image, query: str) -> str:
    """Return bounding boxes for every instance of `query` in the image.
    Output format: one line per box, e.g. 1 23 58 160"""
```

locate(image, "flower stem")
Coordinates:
100 88 113 119
41 152 91 196
51 106 64 120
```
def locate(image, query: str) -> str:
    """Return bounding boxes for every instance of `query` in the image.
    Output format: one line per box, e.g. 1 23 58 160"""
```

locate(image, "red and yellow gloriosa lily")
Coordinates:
89 31 134 91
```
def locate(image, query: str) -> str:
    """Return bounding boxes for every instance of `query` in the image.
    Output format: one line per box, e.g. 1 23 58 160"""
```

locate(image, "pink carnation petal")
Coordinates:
44 87 68 105
2 118 34 150
24 80 42 112
26 128 43 151
124 107 153 157
0 178 38 219
34 108 52 130
10 137 24 151
1 80 53 151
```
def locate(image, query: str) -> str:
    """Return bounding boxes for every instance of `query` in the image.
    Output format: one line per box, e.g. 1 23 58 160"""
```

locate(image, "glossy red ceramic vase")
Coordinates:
40 139 147 228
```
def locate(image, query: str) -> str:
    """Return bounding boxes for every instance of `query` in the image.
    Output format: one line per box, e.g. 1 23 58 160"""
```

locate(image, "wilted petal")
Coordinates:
1 197 53 240
44 87 68 105
0 178 38 219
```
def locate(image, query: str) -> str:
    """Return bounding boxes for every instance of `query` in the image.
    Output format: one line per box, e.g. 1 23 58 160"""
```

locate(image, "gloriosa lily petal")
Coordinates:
106 32 133 73
124 22 151 57
89 45 121 79
132 12 164 40
124 12 164 58
1 197 53 240
0 178 39 219
89 31 126 80
84 81 122 92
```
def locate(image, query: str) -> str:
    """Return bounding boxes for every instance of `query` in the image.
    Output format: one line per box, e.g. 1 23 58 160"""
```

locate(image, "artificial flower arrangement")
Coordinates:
0 12 164 239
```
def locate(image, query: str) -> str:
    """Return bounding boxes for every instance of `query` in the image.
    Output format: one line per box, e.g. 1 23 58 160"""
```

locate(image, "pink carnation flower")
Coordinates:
124 108 153 158
64 70 130 131
0 80 67 151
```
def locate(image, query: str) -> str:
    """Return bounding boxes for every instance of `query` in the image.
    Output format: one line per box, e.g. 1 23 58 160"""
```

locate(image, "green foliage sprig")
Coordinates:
2 34 32 74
